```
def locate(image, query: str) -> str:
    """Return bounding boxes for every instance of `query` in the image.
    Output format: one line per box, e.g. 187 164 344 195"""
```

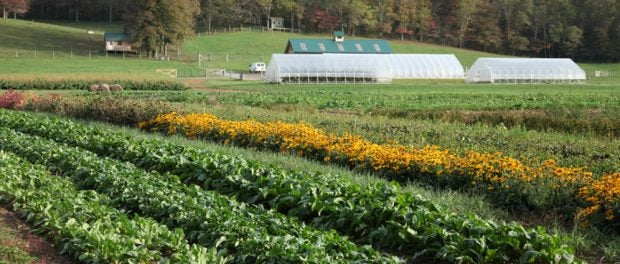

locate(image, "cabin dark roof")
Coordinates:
104 32 131 41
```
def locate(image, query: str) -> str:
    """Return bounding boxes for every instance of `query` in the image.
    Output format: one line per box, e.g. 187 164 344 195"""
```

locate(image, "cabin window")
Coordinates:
300 43 307 51
117 41 123 45
319 43 326 51
355 44 363 52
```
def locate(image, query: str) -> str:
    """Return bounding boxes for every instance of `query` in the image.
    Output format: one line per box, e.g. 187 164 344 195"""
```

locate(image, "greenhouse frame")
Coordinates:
265 54 464 84
466 58 587 84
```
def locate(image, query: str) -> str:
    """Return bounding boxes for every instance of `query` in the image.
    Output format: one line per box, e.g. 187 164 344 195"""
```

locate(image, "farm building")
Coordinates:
270 17 285 29
466 58 586 83
104 32 132 52
265 54 464 84
285 31 392 54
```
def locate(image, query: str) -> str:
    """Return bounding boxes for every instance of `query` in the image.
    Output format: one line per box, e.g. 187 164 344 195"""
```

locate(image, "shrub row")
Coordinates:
373 108 620 138
0 79 188 91
0 151 222 263
24 95 179 126
0 110 583 263
138 113 603 215
0 126 398 263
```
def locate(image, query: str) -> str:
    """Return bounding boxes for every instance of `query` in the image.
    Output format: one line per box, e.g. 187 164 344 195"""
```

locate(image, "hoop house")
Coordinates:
466 58 586 84
265 54 464 84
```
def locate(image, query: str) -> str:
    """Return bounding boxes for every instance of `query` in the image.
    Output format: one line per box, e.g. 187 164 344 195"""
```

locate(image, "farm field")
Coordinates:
0 109 588 263
1 19 620 263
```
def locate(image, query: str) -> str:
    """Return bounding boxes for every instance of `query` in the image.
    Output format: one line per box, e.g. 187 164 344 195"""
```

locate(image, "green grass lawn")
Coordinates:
0 58 194 80
0 19 194 80
180 31 503 71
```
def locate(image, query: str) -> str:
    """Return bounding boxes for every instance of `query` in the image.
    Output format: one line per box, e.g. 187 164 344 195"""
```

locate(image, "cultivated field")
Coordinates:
1 19 619 263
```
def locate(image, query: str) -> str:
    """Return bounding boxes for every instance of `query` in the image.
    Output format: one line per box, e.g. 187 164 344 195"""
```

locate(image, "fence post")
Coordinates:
15 51 18 58
52 47 55 58
226 53 229 62
198 52 201 68
70 47 73 58
34 49 37 59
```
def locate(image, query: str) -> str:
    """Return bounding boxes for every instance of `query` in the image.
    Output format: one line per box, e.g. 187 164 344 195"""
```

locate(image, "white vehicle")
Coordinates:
249 62 266 73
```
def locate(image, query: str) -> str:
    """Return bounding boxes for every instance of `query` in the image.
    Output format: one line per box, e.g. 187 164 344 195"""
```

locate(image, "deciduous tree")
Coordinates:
125 0 200 57
1 0 29 20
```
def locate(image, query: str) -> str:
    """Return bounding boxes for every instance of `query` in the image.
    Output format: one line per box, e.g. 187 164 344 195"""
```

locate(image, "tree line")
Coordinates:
4 0 620 61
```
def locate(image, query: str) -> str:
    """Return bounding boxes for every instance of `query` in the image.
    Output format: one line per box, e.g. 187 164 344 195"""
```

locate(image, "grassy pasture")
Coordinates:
0 20 189 80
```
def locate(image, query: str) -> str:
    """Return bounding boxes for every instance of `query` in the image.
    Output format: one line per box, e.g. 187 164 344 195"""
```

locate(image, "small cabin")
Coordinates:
104 32 132 52
270 17 285 29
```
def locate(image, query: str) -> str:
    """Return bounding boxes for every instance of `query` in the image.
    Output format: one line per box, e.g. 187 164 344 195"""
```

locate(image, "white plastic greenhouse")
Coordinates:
466 58 586 84
265 54 464 84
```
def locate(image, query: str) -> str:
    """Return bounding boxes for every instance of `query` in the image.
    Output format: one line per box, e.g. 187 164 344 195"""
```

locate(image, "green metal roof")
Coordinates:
104 32 131 41
287 39 392 54
334 31 345 37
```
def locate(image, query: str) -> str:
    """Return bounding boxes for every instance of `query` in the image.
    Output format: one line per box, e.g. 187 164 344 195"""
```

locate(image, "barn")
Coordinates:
285 31 392 54
466 58 586 83
104 32 132 52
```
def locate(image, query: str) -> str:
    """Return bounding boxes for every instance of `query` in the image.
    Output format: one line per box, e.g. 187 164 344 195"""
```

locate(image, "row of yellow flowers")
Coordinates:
139 112 618 229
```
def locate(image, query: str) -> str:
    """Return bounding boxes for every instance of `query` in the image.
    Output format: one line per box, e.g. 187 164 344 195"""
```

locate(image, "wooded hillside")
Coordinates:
4 0 620 61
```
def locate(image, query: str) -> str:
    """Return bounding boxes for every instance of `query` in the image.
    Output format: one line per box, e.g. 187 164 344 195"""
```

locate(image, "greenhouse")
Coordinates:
265 54 464 84
466 58 587 84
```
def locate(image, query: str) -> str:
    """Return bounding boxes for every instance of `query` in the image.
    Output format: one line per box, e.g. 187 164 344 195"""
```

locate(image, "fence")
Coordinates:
0 48 184 61
594 70 612 77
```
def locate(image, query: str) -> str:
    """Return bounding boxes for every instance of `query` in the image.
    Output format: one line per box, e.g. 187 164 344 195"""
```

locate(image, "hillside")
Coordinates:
181 31 501 70
0 19 618 84
0 20 187 80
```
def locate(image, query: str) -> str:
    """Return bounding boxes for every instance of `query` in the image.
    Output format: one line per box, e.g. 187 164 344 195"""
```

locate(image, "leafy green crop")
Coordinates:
0 109 581 263
0 125 398 263
0 151 223 263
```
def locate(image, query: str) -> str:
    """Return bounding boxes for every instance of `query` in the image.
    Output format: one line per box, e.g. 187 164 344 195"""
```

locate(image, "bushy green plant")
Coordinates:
0 151 222 263
0 125 399 263
25 95 179 125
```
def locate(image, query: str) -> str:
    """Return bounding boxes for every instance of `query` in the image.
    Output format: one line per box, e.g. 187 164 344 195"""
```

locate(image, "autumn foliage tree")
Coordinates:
125 0 199 58
1 0 29 21
310 7 340 31
11 0 620 61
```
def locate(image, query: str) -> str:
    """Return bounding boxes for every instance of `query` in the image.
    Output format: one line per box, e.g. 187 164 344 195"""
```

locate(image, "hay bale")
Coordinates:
89 84 99 92
98 83 110 92
110 84 124 92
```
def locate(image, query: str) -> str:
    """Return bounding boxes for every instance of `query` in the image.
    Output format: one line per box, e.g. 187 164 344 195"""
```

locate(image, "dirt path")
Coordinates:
0 206 75 264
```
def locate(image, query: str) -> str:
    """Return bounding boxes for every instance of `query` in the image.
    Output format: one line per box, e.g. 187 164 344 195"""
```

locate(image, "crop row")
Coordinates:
0 151 222 263
0 126 397 263
138 112 618 229
0 110 582 263
0 79 188 90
